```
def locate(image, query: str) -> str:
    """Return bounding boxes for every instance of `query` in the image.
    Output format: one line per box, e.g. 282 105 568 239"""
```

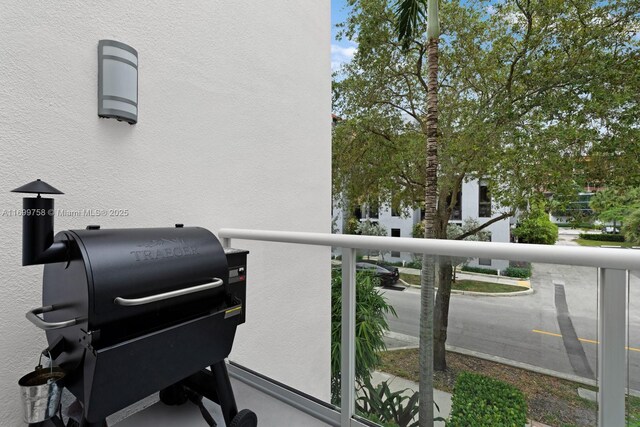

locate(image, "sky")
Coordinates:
331 0 357 71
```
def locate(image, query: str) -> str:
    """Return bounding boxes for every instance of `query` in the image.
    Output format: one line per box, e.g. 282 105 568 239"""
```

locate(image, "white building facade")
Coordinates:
333 179 511 271
0 2 331 424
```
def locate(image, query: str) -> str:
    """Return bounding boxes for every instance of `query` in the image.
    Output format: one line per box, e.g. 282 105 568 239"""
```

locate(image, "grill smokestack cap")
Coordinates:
12 179 64 195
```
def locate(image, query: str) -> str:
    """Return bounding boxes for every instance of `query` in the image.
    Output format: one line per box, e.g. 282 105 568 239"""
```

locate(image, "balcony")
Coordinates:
114 229 638 427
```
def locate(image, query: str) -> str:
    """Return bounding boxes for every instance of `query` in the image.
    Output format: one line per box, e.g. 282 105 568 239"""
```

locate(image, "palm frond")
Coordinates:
393 0 427 50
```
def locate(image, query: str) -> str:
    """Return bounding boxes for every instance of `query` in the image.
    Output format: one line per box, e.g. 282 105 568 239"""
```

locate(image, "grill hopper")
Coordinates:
39 226 244 422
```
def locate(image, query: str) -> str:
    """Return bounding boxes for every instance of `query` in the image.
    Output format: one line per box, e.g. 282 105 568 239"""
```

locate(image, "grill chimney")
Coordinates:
11 179 67 266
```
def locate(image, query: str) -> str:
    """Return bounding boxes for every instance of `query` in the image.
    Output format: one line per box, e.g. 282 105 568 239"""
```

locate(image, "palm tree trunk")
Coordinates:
434 258 452 371
419 36 439 427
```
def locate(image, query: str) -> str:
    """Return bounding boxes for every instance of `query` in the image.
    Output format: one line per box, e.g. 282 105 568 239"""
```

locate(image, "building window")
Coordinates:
447 190 462 221
353 206 362 220
479 180 491 217
391 228 400 257
368 200 379 219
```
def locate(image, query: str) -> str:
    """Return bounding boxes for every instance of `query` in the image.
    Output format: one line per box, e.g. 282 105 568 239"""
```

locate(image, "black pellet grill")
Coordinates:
13 180 257 427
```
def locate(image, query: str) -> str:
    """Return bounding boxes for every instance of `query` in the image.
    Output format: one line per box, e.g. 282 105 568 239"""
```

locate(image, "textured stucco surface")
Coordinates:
0 1 331 424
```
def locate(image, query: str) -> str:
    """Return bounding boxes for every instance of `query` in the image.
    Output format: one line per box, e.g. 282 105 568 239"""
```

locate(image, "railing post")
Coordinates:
598 268 627 427
341 248 356 427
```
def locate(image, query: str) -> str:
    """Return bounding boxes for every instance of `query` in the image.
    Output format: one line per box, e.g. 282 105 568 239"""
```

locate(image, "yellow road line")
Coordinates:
532 329 640 353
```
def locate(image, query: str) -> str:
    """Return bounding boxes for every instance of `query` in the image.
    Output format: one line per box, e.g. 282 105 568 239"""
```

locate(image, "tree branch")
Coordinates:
454 210 514 240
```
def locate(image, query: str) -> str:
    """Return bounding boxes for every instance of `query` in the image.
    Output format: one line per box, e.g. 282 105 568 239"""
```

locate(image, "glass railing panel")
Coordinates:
225 242 335 413
628 268 639 427
353 247 413 427
352 251 602 426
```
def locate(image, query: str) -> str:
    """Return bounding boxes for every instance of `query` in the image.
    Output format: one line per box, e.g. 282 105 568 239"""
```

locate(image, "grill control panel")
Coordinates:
225 248 249 323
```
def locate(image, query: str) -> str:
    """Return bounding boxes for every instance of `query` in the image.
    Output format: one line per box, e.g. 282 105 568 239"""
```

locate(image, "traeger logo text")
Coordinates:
131 238 200 262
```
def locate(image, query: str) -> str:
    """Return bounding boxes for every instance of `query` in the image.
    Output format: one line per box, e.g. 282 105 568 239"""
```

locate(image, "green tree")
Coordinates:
333 0 639 378
331 269 397 405
513 203 559 245
622 208 640 245
590 187 640 229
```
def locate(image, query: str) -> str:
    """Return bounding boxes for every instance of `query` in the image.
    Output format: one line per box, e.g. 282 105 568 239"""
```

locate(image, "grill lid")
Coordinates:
58 226 229 327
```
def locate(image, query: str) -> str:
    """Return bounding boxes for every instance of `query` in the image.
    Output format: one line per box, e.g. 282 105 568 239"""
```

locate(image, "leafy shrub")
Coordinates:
513 204 558 245
346 217 360 235
357 219 388 236
623 208 640 245
503 266 531 279
448 372 528 427
406 259 423 269
579 233 625 242
461 265 498 275
331 270 396 405
356 378 420 427
356 378 445 427
412 221 425 238
385 260 405 267
447 218 491 242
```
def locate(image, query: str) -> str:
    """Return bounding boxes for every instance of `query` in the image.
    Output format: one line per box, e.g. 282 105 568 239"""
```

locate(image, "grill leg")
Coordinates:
79 417 107 427
211 361 238 426
28 416 65 427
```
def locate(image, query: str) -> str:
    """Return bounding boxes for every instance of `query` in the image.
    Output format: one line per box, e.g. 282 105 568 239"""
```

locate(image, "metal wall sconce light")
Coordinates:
98 40 138 124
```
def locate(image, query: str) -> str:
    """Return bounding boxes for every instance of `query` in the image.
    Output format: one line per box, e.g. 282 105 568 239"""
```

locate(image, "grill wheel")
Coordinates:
230 409 258 427
159 384 189 406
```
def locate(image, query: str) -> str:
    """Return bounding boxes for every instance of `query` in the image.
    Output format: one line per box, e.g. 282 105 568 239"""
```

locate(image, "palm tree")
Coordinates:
393 0 440 426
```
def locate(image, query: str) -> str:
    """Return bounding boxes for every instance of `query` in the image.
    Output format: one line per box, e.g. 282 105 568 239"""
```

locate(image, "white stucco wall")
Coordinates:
461 179 510 270
335 180 512 266
378 205 419 239
0 1 331 424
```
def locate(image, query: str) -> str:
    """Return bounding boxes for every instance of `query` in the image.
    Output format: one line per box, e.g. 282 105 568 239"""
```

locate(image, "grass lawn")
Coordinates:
380 348 640 426
399 273 527 293
575 238 633 248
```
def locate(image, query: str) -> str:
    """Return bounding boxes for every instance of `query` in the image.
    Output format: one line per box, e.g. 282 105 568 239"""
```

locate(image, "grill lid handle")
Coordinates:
26 305 79 330
114 278 224 306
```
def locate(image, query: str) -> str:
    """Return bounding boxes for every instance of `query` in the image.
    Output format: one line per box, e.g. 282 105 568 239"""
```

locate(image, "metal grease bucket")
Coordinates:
18 363 65 423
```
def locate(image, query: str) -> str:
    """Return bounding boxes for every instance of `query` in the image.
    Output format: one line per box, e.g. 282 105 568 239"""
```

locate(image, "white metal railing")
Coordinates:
219 228 640 427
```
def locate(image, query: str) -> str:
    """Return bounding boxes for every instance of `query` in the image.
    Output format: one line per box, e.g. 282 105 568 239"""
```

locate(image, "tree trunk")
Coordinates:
419 36 439 427
434 258 452 371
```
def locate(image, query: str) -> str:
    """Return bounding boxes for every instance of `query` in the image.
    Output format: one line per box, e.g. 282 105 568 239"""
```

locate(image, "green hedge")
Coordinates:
461 265 498 275
579 233 625 242
448 372 528 427
503 266 531 279
405 260 422 269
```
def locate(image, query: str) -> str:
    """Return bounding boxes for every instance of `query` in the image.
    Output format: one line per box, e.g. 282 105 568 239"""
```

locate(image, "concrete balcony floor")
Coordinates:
113 377 330 427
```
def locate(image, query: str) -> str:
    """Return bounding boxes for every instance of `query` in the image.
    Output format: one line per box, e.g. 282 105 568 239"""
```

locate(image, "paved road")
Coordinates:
383 262 640 390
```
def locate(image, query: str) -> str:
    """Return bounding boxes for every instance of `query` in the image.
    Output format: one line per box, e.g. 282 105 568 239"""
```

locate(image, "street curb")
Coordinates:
399 280 533 297
384 336 640 398
399 267 531 287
